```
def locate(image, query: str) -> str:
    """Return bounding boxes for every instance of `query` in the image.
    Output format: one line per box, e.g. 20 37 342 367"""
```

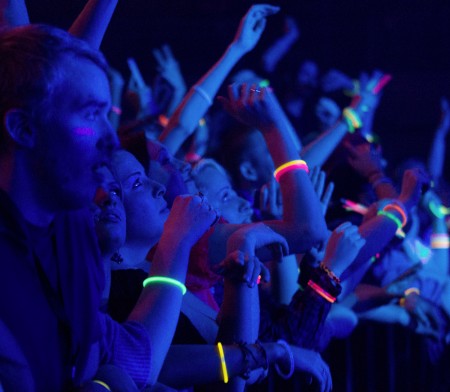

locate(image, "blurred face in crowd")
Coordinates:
93 166 126 256
194 163 253 224
112 150 169 248
147 140 196 206
315 97 340 131
30 55 117 211
244 130 275 188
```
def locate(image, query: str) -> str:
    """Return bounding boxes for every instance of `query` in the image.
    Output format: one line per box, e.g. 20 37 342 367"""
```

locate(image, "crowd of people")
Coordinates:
0 1 449 391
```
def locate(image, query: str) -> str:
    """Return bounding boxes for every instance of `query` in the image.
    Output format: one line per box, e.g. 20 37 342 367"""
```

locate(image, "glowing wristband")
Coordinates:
372 74 392 94
158 114 169 127
259 79 270 88
92 380 111 391
343 107 362 133
193 85 212 106
274 340 294 379
382 204 407 228
110 106 122 115
142 276 187 295
404 287 420 296
273 160 309 182
341 198 369 215
431 233 450 249
307 280 336 303
377 210 402 231
217 342 229 384
429 201 446 219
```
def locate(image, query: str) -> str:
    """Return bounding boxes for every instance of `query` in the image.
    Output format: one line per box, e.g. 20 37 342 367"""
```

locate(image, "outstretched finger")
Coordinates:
321 181 334 214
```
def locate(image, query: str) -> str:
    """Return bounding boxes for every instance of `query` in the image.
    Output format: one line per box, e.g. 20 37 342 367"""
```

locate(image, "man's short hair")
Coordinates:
0 24 108 149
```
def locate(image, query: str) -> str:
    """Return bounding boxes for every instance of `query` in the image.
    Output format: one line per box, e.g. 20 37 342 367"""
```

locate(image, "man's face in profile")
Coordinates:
31 55 117 210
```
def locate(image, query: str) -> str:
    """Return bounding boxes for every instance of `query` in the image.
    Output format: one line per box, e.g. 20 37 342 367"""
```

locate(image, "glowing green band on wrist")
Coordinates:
377 210 402 231
142 276 187 295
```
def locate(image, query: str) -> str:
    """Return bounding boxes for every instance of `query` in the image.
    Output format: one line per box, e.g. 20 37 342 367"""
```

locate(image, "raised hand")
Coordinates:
321 222 366 277
214 223 288 287
437 97 450 135
152 44 186 92
397 168 431 213
232 4 280 54
218 83 286 132
259 177 283 219
162 194 218 248
344 140 385 179
290 346 332 392
321 68 354 93
309 166 334 215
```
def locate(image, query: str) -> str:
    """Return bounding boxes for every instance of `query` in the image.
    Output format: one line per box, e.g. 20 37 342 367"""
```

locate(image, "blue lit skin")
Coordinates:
30 55 117 210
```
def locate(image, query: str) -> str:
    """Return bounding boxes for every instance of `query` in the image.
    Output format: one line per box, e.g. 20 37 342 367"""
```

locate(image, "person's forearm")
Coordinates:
217 280 260 344
68 0 119 49
263 122 328 252
127 240 191 385
300 120 348 169
261 32 298 74
0 0 29 27
428 129 446 182
160 343 281 389
159 43 246 155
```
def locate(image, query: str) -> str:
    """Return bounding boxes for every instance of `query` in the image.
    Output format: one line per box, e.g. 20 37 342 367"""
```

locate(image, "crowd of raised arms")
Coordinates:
0 1 449 391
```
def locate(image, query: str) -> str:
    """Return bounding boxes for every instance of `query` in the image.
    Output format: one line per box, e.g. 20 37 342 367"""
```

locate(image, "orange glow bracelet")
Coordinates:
273 160 309 182
307 280 336 303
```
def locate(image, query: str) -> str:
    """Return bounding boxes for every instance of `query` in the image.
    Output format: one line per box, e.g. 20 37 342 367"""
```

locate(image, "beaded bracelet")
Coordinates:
142 276 187 295
274 340 294 379
307 280 336 303
319 262 341 284
273 159 309 182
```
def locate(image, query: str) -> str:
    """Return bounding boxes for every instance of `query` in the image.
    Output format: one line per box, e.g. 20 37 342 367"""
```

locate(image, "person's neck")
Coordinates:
0 152 55 227
112 242 152 272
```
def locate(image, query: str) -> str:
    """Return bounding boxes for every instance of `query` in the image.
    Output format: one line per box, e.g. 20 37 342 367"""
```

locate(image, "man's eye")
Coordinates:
86 108 101 121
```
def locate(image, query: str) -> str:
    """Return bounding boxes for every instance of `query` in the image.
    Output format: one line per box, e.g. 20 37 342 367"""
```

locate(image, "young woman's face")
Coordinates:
147 140 196 207
194 165 253 224
93 166 126 256
112 150 169 247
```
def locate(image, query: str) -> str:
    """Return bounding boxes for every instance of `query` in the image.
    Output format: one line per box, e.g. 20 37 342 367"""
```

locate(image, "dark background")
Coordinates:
26 0 450 178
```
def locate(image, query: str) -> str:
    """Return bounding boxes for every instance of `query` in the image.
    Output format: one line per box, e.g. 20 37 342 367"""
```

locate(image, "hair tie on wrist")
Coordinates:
274 340 294 379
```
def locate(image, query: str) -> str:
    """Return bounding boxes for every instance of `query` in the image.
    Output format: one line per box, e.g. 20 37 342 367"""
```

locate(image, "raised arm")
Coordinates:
340 168 431 297
68 0 119 49
261 16 300 74
158 4 280 155
300 71 390 168
215 83 328 255
428 97 450 184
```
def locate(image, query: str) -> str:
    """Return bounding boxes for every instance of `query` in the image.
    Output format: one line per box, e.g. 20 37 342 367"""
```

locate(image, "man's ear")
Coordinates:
3 109 35 148
239 160 259 182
